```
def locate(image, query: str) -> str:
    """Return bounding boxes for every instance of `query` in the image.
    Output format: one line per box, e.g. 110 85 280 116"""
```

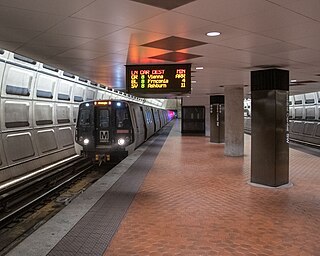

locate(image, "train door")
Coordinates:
95 107 111 145
140 106 147 140
151 109 157 132
130 106 144 147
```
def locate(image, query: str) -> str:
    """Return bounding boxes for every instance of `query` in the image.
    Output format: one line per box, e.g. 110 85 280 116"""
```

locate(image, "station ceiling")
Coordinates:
1 0 320 96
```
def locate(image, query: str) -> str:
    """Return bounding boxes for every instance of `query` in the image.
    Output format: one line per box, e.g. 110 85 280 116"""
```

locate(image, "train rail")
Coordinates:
0 156 93 232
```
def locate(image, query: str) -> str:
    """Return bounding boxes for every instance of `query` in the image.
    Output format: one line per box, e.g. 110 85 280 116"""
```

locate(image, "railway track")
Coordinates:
0 156 112 254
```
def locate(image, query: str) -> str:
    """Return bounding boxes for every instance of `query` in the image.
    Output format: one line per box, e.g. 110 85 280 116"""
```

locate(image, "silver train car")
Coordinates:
0 48 157 183
75 100 171 163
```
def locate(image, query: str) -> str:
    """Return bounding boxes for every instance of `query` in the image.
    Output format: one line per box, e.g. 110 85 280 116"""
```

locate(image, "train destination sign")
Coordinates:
126 64 191 95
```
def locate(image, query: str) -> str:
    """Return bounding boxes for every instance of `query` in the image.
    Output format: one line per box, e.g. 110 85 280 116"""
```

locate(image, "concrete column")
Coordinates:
224 86 244 156
251 69 289 187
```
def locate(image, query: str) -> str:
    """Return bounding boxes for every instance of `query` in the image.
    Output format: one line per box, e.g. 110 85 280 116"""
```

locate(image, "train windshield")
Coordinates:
79 109 91 125
99 109 110 128
116 107 130 129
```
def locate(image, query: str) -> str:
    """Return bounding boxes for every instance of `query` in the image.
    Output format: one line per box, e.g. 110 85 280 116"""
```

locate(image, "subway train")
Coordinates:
75 100 171 163
244 92 320 147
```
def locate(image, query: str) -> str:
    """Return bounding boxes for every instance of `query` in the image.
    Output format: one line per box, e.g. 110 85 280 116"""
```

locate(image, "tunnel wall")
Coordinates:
244 93 320 146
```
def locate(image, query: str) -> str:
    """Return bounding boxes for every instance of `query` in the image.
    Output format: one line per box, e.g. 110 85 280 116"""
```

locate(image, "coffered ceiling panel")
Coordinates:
0 40 22 51
131 12 212 34
175 0 275 22
246 42 304 55
268 0 320 22
289 36 320 51
57 49 107 60
0 27 41 43
0 6 63 31
29 33 92 48
48 18 122 39
223 6 311 33
18 45 68 59
101 28 166 46
72 0 164 26
273 49 320 64
77 40 129 54
258 21 320 41
176 22 249 44
0 0 95 16
215 34 279 50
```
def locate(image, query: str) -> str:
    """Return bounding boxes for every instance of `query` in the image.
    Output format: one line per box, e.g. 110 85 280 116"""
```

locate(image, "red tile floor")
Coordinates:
104 121 320 256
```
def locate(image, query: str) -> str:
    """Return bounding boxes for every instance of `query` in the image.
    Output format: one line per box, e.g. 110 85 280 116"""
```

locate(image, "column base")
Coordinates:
248 181 293 189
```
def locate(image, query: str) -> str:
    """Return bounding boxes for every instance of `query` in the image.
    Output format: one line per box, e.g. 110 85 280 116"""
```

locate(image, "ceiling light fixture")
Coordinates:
191 81 197 83
290 79 297 83
206 31 221 37
195 67 204 70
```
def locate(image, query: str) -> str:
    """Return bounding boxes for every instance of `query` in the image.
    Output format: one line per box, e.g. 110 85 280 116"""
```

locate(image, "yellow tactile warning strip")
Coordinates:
105 121 320 256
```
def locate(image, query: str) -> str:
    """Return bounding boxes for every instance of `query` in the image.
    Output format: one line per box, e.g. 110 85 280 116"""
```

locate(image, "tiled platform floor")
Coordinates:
105 120 320 256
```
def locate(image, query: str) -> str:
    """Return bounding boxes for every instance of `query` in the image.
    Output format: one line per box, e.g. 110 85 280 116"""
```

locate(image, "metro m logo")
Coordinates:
100 130 109 142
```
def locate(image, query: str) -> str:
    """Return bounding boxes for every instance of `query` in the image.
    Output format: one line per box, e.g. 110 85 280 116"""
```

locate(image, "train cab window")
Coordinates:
116 108 130 128
99 109 110 128
79 109 91 125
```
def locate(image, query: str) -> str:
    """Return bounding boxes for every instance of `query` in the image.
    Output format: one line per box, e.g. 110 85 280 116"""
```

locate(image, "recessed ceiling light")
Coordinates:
191 81 197 83
206 31 221 37
290 79 297 83
196 67 204 70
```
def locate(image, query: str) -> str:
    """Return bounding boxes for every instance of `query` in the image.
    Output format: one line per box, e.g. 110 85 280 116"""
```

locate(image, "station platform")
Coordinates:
6 120 320 256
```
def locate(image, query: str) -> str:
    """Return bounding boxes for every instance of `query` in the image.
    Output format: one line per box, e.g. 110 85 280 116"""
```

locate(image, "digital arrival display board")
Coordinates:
126 64 191 95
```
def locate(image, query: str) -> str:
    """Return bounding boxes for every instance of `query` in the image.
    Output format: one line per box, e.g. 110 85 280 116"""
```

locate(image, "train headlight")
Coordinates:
118 138 125 146
83 138 90 145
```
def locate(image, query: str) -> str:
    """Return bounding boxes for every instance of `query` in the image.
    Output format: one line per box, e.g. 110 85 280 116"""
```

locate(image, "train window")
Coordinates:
79 109 91 125
99 109 110 128
116 108 130 128
147 110 153 124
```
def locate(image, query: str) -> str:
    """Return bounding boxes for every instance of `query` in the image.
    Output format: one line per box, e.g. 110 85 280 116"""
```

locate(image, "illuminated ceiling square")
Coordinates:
149 52 202 62
141 36 207 51
130 0 197 10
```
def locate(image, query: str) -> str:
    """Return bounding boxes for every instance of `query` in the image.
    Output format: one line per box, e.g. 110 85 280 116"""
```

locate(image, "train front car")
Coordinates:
75 100 134 163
